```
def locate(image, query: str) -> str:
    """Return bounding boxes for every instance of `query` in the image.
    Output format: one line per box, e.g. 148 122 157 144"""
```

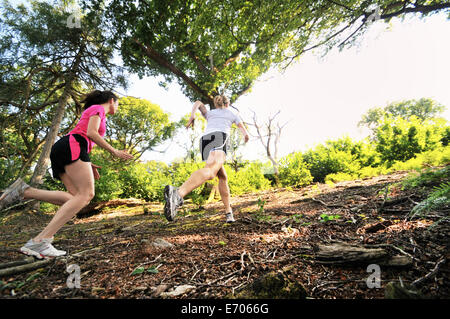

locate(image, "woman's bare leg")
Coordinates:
178 151 225 198
23 188 73 206
34 160 95 241
217 166 232 213
22 172 78 206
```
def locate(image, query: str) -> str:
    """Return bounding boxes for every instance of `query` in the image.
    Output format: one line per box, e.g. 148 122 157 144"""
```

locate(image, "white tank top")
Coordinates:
202 108 242 136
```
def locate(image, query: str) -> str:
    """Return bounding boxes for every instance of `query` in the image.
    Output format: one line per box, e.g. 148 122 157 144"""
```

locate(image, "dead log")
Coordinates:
314 243 388 264
313 242 412 267
77 198 146 217
380 255 413 267
0 259 52 277
358 220 393 234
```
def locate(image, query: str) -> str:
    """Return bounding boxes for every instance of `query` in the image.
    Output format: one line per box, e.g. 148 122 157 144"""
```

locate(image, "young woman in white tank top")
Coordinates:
164 95 249 222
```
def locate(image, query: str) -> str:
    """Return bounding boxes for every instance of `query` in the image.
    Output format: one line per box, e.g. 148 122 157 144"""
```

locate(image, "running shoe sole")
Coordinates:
164 185 174 221
0 178 28 210
20 247 46 259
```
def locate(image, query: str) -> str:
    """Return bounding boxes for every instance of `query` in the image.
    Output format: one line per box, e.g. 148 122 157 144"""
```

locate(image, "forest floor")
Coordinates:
0 169 448 299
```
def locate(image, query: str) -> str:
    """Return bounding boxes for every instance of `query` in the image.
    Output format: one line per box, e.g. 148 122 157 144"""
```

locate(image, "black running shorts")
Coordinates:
50 134 91 180
199 131 229 161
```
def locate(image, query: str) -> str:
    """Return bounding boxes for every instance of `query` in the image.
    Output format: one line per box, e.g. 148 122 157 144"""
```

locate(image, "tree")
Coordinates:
175 113 206 162
359 98 447 130
249 109 288 184
0 0 127 188
374 115 447 165
81 0 450 108
227 125 248 172
105 96 177 161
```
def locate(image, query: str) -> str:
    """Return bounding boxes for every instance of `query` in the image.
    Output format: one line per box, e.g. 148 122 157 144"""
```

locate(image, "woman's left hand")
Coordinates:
91 163 102 180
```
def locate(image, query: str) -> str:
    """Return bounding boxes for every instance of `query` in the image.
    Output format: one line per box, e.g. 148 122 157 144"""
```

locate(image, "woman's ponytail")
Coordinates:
213 95 229 109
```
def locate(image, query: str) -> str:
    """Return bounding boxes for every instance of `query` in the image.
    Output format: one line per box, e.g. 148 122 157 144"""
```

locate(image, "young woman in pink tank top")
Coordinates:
0 90 133 259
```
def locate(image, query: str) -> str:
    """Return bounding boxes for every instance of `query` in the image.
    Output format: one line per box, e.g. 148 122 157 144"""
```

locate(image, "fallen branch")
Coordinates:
0 257 35 270
203 270 241 286
71 247 102 258
412 258 446 287
0 259 52 277
240 251 246 272
311 197 344 208
0 200 34 214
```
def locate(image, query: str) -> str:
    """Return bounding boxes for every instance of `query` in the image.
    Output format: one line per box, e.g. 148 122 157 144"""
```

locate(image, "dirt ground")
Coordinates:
0 170 448 299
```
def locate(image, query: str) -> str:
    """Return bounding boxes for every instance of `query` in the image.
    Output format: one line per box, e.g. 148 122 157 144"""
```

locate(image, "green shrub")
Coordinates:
324 172 357 183
168 161 206 205
225 162 271 195
89 150 123 202
302 136 364 183
389 146 450 172
278 152 313 187
375 116 447 166
402 165 450 190
357 165 389 179
410 182 450 218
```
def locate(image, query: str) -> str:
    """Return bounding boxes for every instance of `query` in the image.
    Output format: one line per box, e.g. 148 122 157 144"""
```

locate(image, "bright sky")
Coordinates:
126 13 450 163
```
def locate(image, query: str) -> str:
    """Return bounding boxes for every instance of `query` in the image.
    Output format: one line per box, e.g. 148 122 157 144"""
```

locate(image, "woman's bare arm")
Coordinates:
187 101 208 128
87 115 133 160
237 122 250 143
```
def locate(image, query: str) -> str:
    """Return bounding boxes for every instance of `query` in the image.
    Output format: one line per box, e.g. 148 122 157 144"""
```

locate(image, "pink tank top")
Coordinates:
68 105 106 154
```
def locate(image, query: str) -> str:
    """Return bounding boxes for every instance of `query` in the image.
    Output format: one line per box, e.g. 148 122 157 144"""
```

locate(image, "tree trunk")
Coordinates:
29 75 74 187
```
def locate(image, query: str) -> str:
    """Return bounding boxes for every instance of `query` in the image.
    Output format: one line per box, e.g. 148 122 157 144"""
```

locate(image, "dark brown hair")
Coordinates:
82 90 118 110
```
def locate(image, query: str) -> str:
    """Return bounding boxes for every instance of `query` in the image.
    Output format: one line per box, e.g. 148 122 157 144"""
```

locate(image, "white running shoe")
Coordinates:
20 237 66 259
0 178 30 210
226 212 235 223
164 185 184 221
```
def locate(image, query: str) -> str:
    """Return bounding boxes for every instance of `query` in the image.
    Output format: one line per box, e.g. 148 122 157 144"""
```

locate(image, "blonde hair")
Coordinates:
213 95 229 109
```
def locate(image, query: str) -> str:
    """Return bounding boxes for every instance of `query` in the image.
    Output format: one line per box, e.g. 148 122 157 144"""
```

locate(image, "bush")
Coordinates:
375 116 447 166
89 149 123 202
278 152 313 187
167 161 206 206
301 136 367 183
402 166 450 219
324 172 357 183
357 165 389 179
389 146 450 172
226 161 271 195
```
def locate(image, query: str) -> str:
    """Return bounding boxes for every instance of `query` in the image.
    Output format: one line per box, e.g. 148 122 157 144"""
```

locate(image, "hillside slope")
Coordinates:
0 169 448 299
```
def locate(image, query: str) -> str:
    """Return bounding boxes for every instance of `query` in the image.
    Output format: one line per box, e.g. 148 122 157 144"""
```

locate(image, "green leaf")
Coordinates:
147 267 159 274
26 273 41 282
131 267 145 275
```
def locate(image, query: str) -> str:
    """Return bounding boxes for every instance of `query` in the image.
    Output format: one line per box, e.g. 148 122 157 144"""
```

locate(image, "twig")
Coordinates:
0 200 34 214
311 197 343 208
71 247 102 258
412 258 446 287
200 270 242 287
364 243 415 261
240 251 246 272
138 254 162 267
190 269 201 282
232 281 248 296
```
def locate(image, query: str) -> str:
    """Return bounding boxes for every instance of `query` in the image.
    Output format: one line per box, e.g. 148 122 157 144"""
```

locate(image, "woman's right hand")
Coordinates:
112 149 134 160
186 116 195 129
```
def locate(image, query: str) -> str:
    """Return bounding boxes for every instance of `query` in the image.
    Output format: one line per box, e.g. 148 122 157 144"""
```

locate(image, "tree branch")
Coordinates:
132 38 214 106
